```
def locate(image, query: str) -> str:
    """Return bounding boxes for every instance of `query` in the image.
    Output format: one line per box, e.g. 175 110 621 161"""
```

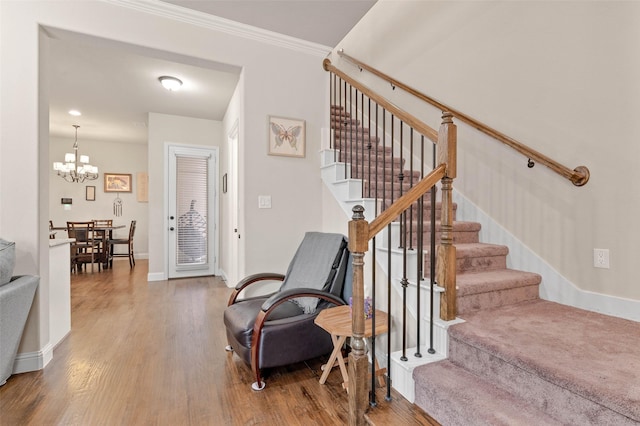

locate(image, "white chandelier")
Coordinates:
53 125 99 183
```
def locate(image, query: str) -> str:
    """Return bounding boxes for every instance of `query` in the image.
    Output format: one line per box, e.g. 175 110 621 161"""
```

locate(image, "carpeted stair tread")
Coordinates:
456 268 541 296
449 299 640 423
424 243 509 274
402 221 481 245
453 242 508 259
413 360 563 426
434 221 479 232
397 221 480 234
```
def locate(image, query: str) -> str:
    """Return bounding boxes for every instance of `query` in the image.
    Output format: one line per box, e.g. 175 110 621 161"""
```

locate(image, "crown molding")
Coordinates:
102 0 332 57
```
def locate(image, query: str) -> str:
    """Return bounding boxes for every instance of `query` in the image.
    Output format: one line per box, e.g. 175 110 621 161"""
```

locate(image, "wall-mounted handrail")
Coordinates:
336 50 590 186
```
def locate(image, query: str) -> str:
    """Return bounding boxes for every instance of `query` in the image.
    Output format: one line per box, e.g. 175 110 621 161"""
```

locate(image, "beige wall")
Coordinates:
333 0 640 301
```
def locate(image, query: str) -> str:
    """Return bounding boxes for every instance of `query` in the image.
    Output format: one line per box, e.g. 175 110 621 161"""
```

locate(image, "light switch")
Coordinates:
258 195 272 209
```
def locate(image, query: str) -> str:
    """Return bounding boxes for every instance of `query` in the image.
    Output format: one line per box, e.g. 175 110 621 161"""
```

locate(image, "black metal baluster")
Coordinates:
409 128 414 251
367 97 372 198
399 121 405 249
383 109 387 211
415 135 425 359
399 121 408 362
401 234 409 362
330 73 334 153
375 104 379 203
429 141 436 355
339 78 345 170
355 88 360 192
360 92 365 194
349 85 353 181
386 219 392 402
370 100 379 408
383 108 392 402
390 115 395 221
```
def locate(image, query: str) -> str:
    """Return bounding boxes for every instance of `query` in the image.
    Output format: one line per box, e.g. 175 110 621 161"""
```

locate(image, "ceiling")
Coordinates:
161 0 376 48
48 1 376 145
49 37 241 144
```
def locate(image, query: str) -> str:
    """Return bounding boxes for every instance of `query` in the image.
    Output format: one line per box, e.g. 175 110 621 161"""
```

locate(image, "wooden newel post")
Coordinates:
348 205 369 426
437 112 458 321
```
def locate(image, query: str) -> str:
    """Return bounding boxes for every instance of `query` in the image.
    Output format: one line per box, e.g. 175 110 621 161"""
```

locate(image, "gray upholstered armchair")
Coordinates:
224 232 351 390
0 239 39 386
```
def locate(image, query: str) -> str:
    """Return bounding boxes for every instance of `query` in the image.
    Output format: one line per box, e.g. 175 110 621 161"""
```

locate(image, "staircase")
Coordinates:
324 106 640 425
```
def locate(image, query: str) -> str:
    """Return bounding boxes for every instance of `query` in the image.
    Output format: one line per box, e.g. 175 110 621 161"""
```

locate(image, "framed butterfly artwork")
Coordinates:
268 116 306 158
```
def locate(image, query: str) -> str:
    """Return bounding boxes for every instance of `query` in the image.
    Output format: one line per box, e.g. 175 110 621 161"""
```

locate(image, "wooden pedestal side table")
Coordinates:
314 305 388 392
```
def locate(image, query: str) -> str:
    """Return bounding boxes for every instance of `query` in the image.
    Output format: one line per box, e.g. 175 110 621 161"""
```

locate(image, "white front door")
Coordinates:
167 145 218 279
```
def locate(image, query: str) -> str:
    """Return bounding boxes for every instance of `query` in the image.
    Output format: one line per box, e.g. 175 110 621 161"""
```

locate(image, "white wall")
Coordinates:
332 0 640 302
49 136 149 257
238 60 327 276
0 1 329 364
220 72 244 285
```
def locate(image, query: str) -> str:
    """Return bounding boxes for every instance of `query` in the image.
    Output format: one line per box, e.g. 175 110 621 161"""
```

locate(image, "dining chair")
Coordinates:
92 219 113 267
67 221 102 273
92 219 113 227
109 220 136 268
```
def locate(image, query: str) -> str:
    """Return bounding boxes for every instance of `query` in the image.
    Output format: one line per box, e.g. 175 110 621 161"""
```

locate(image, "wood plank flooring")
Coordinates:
0 260 438 425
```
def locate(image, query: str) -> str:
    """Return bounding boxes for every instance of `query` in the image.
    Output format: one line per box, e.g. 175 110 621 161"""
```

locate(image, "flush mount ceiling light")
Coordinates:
159 76 183 91
68 109 82 116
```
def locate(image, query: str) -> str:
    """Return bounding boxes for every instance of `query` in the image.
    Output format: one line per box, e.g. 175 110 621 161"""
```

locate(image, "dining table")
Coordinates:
51 223 126 269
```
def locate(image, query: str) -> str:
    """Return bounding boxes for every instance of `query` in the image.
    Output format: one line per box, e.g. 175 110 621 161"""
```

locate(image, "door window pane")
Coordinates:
176 156 208 266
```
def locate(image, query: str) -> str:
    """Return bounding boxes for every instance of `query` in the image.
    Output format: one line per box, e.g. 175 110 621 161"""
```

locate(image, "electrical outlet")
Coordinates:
593 248 610 269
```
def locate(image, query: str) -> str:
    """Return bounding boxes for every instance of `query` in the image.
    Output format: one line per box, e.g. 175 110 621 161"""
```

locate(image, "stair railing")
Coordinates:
336 49 590 187
324 58 457 426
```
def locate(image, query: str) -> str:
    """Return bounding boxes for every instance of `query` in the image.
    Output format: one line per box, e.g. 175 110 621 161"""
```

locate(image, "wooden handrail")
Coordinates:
368 164 446 239
336 50 590 186
324 58 438 143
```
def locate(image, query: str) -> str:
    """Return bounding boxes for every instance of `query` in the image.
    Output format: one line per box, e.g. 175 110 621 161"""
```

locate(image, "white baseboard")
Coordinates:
217 269 229 285
13 343 54 374
147 272 166 282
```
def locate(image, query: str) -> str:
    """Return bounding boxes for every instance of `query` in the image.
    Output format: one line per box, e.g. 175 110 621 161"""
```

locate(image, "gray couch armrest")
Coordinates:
0 275 39 386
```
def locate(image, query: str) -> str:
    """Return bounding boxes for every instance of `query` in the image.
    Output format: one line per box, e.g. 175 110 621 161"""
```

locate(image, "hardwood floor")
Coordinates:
0 260 438 425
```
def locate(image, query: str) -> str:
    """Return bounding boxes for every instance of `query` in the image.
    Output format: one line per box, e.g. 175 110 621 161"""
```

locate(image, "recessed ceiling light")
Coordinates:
158 76 183 91
69 110 82 116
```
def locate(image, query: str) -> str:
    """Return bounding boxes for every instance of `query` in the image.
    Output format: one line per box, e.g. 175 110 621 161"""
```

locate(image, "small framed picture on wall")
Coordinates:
86 185 96 201
268 116 305 158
